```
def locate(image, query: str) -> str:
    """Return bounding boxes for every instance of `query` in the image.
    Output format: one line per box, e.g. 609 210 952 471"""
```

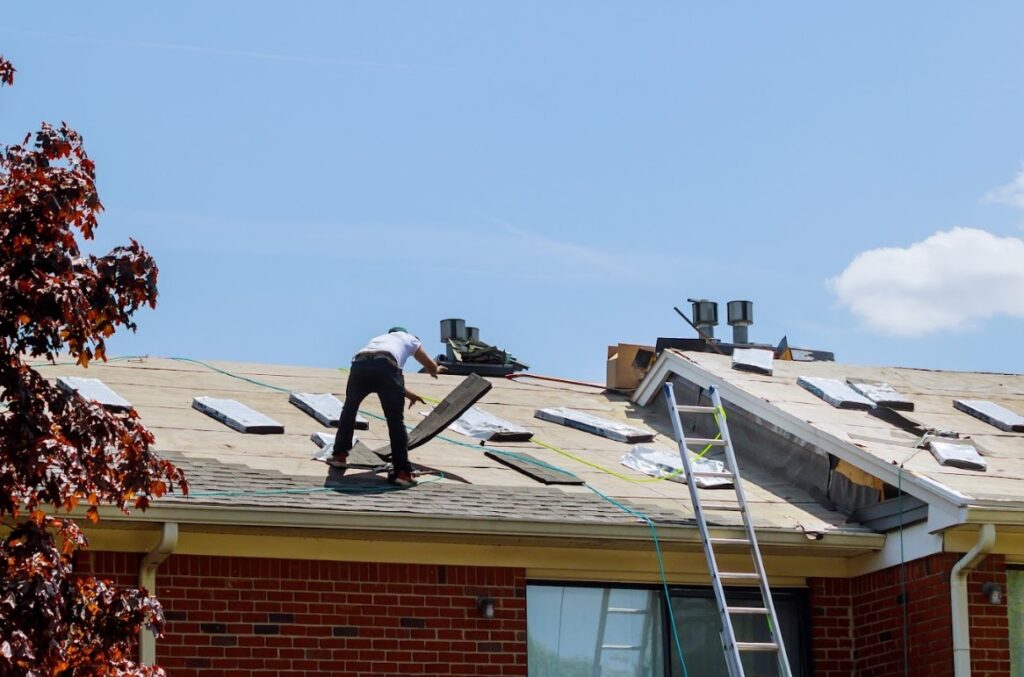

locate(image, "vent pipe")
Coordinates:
688 299 718 339
440 318 467 342
727 300 754 344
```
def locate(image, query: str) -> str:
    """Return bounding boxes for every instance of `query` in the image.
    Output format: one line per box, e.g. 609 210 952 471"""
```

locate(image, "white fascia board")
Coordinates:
848 520 944 576
635 350 970 514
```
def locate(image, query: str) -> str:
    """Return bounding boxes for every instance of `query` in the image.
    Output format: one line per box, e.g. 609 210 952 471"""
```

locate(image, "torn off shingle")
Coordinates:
953 399 1024 433
289 392 368 430
534 407 655 443
192 397 284 434
485 451 582 485
847 379 915 411
798 376 875 410
928 439 987 471
56 377 132 411
731 348 773 376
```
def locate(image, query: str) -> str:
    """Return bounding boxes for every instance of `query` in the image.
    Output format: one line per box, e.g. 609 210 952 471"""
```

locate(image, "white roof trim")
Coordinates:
633 350 971 512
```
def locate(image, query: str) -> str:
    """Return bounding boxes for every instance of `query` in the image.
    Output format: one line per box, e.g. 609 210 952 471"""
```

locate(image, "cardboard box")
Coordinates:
606 343 656 391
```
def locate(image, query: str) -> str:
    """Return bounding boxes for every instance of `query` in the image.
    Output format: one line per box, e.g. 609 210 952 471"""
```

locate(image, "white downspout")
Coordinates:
138 522 179 666
951 523 995 677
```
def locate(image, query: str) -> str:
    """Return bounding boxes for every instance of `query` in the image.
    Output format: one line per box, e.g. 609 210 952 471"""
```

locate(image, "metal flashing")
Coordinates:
797 376 875 410
485 451 583 485
445 406 533 442
56 376 132 411
191 397 284 434
289 392 368 429
953 399 1024 433
847 379 915 411
534 407 655 444
731 348 773 376
850 495 928 532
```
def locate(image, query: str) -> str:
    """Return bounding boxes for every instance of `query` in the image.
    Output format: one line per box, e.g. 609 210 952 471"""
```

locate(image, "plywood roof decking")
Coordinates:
34 356 867 536
664 351 1024 505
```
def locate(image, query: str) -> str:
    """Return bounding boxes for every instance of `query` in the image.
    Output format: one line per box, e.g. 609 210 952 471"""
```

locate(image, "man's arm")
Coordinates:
413 345 444 378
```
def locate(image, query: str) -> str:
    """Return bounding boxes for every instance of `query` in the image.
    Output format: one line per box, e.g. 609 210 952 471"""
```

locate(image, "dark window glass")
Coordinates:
668 588 808 677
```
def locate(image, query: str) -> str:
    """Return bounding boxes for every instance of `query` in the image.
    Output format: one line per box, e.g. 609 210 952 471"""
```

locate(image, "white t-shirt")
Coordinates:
357 332 422 368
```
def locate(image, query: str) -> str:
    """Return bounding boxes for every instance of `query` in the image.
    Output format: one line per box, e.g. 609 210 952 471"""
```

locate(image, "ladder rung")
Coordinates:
717 572 760 580
676 405 717 413
727 606 770 615
691 471 734 478
735 641 779 652
700 502 744 512
709 537 751 546
684 438 727 447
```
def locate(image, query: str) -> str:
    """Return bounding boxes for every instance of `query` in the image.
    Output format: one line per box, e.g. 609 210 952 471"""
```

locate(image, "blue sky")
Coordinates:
3 2 1024 379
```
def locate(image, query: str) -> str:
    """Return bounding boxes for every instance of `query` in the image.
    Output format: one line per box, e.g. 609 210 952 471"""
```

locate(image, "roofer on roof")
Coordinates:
330 327 443 487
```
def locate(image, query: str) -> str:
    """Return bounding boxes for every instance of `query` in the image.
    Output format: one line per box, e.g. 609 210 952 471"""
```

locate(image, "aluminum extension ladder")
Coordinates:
662 382 792 677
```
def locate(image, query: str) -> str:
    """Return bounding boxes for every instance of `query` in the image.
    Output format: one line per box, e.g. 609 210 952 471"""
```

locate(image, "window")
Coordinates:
527 585 664 677
526 584 808 677
668 587 808 677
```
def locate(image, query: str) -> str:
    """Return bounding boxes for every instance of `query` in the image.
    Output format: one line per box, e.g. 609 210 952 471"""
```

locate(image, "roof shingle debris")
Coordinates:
289 392 368 429
953 399 1024 433
846 379 915 411
797 376 875 410
534 407 655 443
191 396 284 434
56 376 132 411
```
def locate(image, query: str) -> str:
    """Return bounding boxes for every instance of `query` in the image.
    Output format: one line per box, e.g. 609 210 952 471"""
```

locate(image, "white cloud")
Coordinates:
829 227 1024 336
984 167 1024 209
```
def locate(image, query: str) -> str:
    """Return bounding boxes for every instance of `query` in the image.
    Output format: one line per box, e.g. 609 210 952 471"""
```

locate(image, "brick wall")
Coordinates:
79 552 527 676
809 553 1010 677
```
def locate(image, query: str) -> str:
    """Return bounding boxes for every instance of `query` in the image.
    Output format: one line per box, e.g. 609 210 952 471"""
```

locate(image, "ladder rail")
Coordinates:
710 385 793 677
664 382 794 677
663 383 744 674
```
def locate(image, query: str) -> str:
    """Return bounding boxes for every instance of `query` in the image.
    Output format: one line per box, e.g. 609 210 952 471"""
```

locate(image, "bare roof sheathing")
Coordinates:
34 356 868 539
648 350 1024 506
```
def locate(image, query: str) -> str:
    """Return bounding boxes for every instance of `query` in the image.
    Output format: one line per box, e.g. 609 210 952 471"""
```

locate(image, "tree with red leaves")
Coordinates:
0 55 187 675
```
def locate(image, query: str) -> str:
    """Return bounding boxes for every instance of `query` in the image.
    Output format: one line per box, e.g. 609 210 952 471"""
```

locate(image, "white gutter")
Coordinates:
951 523 995 677
139 522 179 666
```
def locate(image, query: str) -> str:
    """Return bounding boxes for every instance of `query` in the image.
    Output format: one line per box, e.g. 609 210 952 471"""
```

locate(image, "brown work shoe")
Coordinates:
326 452 349 468
388 469 417 488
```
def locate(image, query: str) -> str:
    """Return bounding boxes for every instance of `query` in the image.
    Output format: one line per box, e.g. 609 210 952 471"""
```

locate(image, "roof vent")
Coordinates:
727 300 753 344
688 299 718 339
436 319 528 376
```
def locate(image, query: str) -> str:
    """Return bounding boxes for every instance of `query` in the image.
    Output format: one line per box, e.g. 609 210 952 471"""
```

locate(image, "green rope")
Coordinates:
586 485 689 677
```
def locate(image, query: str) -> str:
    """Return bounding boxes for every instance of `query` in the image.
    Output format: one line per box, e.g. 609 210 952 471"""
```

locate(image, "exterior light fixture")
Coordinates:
476 595 495 619
982 582 1003 605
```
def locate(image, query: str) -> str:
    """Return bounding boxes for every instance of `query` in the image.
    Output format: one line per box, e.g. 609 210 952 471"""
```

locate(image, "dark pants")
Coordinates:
334 357 411 473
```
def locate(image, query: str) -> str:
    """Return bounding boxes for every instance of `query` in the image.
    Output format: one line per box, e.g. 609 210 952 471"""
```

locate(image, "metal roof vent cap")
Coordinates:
440 318 467 342
727 300 753 344
688 299 718 339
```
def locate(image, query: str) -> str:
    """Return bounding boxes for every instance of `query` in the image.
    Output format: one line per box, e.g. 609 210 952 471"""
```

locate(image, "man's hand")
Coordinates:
405 388 426 410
